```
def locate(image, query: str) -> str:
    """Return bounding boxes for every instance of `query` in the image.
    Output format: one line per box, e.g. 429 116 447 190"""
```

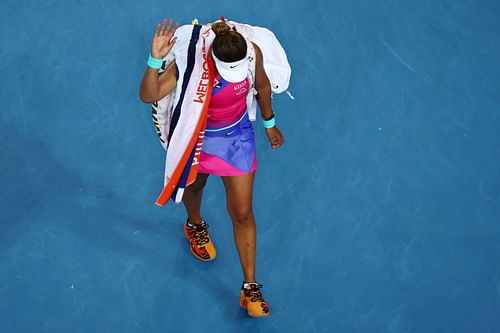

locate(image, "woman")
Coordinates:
140 18 284 317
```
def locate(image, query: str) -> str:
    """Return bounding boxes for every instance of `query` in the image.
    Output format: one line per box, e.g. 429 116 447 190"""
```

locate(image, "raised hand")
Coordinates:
151 18 178 59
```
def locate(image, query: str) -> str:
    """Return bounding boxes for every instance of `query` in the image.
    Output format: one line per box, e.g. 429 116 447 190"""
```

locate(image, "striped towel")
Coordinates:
155 25 215 205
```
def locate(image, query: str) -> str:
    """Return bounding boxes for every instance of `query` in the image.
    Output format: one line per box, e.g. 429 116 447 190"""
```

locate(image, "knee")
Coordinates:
187 175 207 192
229 206 254 225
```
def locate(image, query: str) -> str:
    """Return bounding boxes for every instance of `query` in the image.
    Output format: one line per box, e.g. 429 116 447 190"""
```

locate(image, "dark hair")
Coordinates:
211 22 247 62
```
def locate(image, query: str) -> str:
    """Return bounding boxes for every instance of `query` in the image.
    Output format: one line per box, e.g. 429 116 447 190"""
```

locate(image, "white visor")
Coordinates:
212 51 248 83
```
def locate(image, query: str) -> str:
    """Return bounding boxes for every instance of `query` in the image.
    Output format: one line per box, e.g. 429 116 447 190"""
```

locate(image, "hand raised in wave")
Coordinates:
151 18 178 60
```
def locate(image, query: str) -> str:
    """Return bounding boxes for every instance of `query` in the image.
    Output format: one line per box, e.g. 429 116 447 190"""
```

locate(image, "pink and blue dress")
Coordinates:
198 74 257 176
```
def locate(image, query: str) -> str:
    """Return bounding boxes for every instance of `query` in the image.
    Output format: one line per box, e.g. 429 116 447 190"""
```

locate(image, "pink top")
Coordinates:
205 75 249 129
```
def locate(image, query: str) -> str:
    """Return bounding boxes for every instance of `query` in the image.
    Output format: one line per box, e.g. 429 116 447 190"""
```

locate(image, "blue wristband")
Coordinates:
147 54 163 69
263 116 276 129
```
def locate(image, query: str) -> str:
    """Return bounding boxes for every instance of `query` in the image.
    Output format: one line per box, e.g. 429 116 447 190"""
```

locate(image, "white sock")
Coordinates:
187 219 204 227
243 282 257 288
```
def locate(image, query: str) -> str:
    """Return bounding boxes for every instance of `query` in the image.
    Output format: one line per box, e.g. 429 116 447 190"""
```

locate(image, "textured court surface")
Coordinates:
1 0 500 332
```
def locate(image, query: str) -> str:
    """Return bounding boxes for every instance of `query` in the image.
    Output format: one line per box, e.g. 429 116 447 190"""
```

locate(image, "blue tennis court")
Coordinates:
1 0 499 332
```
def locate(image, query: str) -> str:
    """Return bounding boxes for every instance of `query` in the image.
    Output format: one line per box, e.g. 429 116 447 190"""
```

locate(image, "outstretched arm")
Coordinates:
253 43 284 149
140 18 178 103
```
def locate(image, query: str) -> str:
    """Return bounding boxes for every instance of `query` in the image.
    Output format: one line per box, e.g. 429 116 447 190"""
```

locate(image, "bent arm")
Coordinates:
253 43 274 120
253 43 284 148
139 61 177 103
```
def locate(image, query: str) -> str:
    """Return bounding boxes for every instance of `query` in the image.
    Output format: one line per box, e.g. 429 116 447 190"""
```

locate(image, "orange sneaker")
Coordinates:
183 220 216 261
240 283 270 317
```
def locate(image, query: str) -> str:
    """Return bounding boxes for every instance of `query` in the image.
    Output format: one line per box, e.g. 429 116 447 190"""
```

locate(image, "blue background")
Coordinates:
1 0 500 332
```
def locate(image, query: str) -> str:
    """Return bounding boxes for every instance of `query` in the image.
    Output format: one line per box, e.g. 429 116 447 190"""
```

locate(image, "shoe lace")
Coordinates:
245 284 264 302
193 223 210 246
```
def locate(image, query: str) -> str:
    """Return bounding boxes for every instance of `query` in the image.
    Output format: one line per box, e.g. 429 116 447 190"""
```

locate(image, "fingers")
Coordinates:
166 23 179 43
154 23 161 38
160 18 169 36
170 23 179 38
272 136 284 148
166 23 178 47
169 36 178 47
156 18 176 37
267 130 284 149
275 132 284 148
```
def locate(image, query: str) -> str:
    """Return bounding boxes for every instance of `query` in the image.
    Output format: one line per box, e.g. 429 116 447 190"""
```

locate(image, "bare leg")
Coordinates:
221 171 257 282
182 173 209 225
